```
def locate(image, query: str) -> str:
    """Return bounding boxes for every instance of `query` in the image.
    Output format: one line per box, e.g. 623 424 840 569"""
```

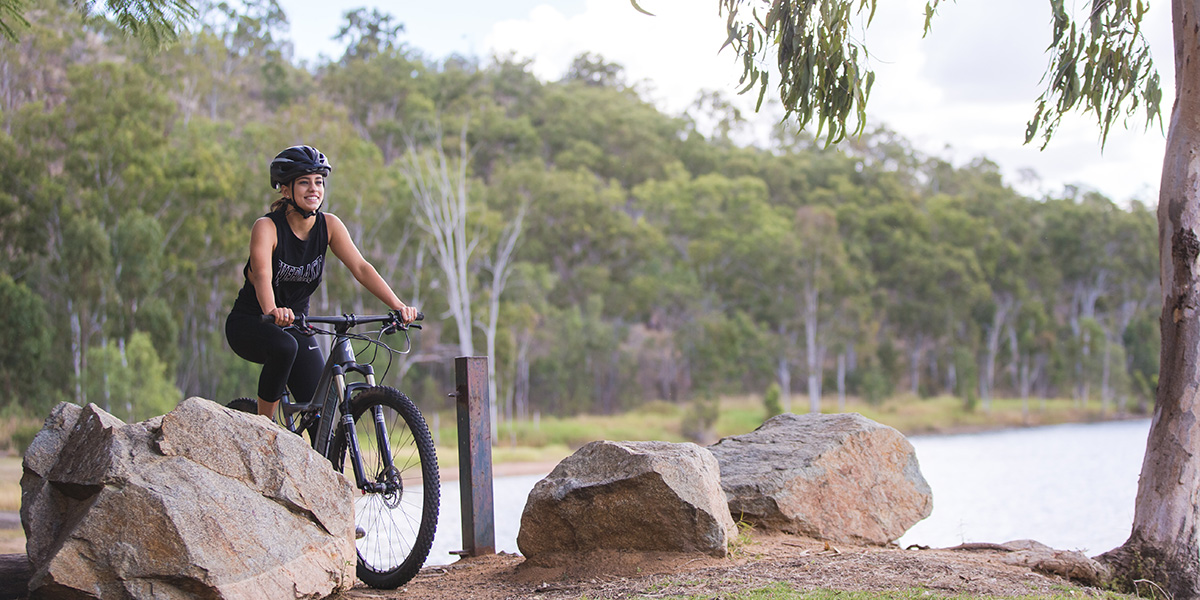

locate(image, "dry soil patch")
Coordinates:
339 532 1109 599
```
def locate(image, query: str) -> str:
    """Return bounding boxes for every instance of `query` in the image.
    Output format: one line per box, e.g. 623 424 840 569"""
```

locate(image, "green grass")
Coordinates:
427 392 1142 465
0 455 21 512
851 394 1138 436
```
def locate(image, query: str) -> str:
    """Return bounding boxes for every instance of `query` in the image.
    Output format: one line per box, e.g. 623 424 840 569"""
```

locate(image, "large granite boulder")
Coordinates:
517 440 736 560
21 397 356 599
708 412 932 545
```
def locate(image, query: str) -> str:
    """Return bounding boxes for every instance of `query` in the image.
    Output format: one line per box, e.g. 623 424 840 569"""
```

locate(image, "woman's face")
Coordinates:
285 174 325 213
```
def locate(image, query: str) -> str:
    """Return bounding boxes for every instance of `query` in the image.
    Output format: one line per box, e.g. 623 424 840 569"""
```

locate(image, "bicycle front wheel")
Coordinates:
331 386 439 589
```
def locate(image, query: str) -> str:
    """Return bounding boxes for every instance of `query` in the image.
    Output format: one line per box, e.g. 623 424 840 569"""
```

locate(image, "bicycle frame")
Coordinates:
237 311 435 589
280 314 403 492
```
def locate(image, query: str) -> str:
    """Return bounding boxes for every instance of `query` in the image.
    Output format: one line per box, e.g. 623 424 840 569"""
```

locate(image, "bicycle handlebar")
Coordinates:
260 311 425 328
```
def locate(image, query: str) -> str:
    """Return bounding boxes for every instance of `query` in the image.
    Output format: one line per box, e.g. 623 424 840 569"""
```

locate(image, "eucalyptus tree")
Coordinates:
497 262 555 422
0 0 87 118
792 205 855 412
1041 192 1122 406
153 0 299 123
321 8 434 164
927 161 1026 407
0 0 195 45
635 170 812 407
1101 201 1159 412
474 159 537 421
0 275 54 410
398 119 539 423
937 158 1044 408
706 0 1195 592
537 62 688 188
160 119 264 400
841 193 980 396
3 56 182 409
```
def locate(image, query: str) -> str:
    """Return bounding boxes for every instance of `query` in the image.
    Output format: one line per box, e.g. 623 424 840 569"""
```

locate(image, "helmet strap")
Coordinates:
285 181 319 219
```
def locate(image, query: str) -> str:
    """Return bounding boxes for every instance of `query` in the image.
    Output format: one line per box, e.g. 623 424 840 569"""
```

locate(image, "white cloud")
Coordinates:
278 0 1174 204
481 0 1171 203
486 0 744 113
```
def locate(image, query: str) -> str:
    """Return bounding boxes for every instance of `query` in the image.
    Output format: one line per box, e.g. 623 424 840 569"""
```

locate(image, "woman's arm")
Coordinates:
248 217 295 326
326 213 418 322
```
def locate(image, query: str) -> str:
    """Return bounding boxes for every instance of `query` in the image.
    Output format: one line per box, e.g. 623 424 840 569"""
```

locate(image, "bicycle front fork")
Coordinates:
340 381 401 494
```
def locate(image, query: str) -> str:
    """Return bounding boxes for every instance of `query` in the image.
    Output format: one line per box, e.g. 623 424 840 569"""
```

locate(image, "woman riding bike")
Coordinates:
225 145 418 418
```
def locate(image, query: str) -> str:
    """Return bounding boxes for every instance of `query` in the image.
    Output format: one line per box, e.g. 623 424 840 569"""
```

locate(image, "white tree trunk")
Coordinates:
803 278 821 413
479 201 527 439
777 355 792 413
982 295 1016 411
908 335 924 396
400 121 477 358
70 300 84 406
513 327 531 421
836 353 846 411
1102 4 1200 596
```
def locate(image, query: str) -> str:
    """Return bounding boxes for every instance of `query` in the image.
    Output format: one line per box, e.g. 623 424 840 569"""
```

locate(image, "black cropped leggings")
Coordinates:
225 310 324 404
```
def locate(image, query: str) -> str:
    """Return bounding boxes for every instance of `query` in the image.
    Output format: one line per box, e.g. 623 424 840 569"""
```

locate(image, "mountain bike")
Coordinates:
226 311 439 590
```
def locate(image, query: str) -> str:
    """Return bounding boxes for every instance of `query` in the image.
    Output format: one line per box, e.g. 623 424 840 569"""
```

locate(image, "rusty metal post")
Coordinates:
453 356 495 557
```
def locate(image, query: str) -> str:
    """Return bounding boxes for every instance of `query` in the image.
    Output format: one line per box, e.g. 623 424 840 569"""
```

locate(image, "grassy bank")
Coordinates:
429 393 1146 471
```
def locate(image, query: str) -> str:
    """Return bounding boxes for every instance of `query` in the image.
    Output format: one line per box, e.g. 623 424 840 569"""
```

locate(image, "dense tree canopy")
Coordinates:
0 0 1159 433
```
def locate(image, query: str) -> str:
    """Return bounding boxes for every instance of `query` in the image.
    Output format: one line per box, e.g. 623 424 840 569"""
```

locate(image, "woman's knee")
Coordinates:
269 333 299 364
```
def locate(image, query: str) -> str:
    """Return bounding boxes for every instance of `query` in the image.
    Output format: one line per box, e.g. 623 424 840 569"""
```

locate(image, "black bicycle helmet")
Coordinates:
269 145 332 189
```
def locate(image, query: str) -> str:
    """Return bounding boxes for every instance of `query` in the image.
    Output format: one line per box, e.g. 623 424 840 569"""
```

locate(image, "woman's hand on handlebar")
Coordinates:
392 305 419 325
266 306 296 326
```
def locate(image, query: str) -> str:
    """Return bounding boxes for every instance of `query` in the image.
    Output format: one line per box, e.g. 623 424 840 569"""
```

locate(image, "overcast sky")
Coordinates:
274 0 1175 205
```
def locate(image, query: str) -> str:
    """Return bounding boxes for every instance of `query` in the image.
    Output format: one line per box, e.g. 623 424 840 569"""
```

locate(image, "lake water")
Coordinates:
423 418 1152 566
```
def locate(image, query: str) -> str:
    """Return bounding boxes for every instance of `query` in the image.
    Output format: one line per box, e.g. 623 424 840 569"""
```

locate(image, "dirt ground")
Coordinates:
338 532 1115 600
0 511 1114 599
2 460 1119 599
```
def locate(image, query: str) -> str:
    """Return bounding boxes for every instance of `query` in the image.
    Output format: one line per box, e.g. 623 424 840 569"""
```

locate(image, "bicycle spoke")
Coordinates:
332 386 438 589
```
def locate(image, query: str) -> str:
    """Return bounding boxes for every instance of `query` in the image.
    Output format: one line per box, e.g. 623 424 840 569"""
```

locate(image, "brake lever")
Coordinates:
383 311 424 335
383 321 421 335
293 316 317 337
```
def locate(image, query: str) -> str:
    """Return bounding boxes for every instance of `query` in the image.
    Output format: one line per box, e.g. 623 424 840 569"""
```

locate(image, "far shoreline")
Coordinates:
449 410 1152 482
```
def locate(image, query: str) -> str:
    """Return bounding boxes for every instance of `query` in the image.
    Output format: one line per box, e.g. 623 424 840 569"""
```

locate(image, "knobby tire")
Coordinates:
226 398 257 415
331 386 439 589
226 397 312 442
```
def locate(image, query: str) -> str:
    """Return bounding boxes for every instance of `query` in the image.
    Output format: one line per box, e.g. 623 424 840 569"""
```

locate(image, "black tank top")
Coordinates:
231 209 328 316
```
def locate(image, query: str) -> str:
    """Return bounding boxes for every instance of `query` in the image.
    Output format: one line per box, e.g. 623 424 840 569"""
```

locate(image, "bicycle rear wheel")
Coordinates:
226 398 257 414
226 397 312 440
331 386 439 589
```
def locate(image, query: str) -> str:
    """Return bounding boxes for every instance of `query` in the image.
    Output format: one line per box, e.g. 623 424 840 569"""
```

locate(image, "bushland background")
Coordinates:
0 0 1158 485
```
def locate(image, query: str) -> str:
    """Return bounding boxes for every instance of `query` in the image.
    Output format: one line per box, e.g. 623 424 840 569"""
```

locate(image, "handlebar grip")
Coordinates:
261 313 305 327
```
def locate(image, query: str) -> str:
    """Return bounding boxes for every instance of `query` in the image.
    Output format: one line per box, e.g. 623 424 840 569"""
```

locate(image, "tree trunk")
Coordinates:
803 270 821 413
908 335 924 396
513 327 531 421
982 295 1015 411
836 352 846 411
69 300 84 406
401 121 476 358
1100 336 1113 416
776 356 792 413
1100 4 1200 596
